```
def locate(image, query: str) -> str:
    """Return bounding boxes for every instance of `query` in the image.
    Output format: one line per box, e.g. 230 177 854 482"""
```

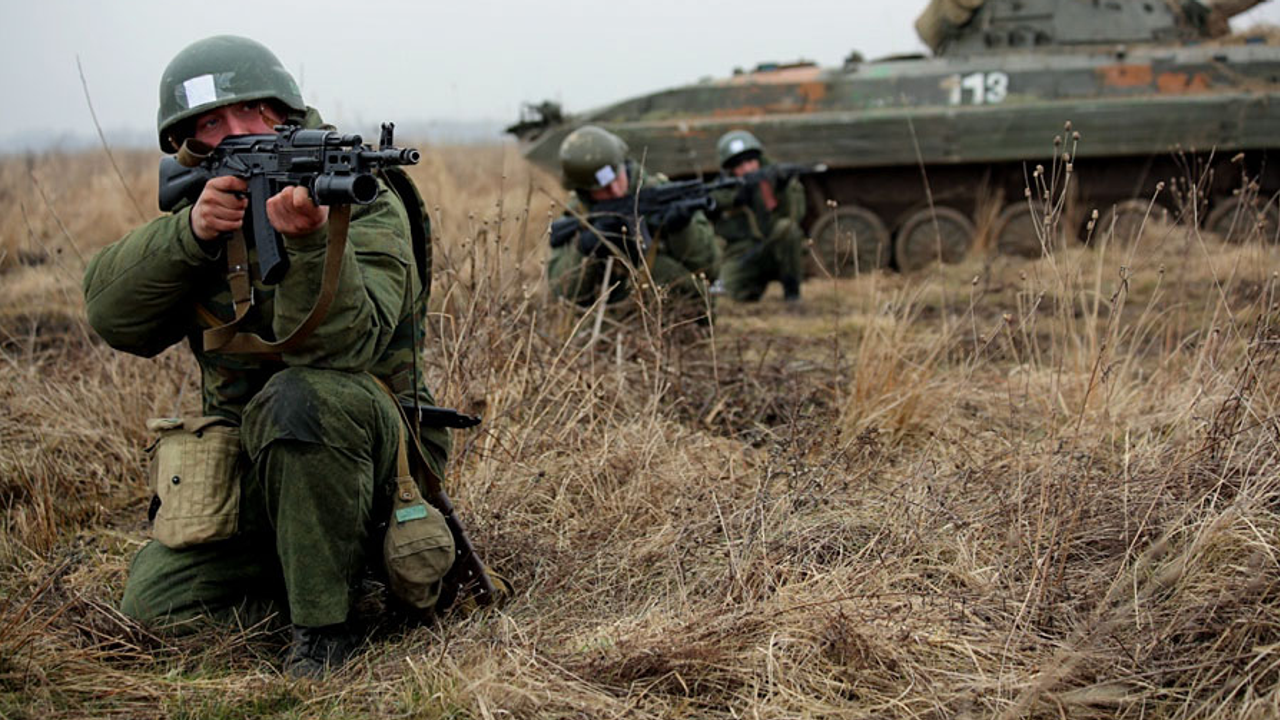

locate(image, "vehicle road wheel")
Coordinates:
1206 195 1280 244
807 206 891 277
1094 199 1159 248
894 206 974 272
992 202 1064 258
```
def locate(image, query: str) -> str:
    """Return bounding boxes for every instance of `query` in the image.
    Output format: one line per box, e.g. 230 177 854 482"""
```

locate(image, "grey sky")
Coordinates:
3 0 1279 150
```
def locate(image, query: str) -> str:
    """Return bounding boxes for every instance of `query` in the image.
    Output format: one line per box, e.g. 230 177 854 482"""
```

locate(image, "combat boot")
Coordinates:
285 622 358 679
782 276 801 302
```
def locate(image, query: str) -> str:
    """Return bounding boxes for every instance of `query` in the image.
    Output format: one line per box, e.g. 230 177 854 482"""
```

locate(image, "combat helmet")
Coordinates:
156 35 306 152
717 129 764 169
559 125 629 191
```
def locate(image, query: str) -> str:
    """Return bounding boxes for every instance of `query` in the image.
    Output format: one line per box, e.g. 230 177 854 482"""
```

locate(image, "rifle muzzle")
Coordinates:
366 148 421 165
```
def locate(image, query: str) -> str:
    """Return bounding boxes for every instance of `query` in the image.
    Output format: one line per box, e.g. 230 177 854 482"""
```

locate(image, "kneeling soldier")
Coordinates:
84 35 459 678
547 125 722 317
712 130 808 302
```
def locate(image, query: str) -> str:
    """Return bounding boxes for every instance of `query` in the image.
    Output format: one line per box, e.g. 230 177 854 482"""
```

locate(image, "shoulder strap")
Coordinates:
378 166 432 299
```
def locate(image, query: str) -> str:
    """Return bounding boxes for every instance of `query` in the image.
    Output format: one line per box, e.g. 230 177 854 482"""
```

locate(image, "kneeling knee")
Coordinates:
242 368 392 456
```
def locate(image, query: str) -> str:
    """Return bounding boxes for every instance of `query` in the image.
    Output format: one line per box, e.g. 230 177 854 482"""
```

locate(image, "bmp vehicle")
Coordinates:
510 0 1280 273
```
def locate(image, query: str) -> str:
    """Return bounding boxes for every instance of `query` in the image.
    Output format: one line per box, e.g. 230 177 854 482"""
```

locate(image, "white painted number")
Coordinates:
985 71 1009 103
960 72 986 104
948 72 1010 105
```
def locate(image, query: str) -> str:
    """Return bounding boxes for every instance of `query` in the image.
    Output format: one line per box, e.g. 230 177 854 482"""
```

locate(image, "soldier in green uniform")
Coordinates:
82 35 453 677
711 130 808 302
546 125 721 317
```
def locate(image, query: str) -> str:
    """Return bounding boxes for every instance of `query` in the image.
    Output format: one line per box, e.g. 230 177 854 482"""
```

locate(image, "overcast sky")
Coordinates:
3 0 1279 150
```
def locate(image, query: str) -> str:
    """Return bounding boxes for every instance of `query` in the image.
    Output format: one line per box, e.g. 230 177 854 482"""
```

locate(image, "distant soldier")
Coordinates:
712 130 808 302
82 35 460 678
547 125 721 317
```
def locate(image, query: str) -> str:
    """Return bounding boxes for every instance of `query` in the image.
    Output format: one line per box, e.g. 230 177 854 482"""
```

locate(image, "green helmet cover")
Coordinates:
717 129 764 168
559 125 629 191
156 35 305 152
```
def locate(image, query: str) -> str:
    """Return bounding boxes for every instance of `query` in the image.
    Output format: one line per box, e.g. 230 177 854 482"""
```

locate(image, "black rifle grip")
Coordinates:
246 174 289 285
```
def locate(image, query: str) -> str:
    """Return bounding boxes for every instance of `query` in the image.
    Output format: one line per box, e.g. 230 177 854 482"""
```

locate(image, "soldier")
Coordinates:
546 125 721 318
712 130 808 302
82 35 455 677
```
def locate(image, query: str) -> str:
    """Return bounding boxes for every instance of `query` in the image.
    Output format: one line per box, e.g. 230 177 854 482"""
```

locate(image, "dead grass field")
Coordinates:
1 141 1278 719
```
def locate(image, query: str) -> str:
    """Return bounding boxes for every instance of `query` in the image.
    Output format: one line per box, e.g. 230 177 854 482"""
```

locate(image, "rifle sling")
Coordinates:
371 376 443 496
371 375 502 609
202 204 351 355
644 229 660 270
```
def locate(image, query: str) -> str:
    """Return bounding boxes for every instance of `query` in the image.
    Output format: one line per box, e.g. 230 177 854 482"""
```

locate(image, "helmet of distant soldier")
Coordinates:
156 35 306 153
559 125 629 191
717 129 765 169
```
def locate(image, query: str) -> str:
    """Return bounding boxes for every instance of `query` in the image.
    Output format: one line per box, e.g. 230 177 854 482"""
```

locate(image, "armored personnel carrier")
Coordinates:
509 0 1280 274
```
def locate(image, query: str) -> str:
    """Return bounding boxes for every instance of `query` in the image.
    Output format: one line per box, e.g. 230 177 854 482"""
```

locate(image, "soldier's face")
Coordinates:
588 166 629 201
730 158 761 177
192 100 283 147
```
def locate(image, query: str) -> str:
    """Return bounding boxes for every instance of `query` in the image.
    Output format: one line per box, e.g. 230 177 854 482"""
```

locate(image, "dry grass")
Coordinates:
2 138 1279 719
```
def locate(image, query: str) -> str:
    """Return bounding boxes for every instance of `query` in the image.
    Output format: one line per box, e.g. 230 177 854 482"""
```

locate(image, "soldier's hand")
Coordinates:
267 185 329 237
576 226 603 257
190 175 249 242
657 203 696 233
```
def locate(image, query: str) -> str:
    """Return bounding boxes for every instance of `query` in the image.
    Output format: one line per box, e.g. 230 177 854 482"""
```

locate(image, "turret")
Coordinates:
915 0 1270 56
1202 0 1270 35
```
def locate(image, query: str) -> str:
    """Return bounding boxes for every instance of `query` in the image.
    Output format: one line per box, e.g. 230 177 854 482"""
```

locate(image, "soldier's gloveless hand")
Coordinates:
267 185 328 237
191 175 250 241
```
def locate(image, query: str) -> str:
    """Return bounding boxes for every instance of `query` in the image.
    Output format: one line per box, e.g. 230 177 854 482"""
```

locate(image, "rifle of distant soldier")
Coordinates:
158 123 420 284
731 162 827 199
548 177 738 259
548 164 826 258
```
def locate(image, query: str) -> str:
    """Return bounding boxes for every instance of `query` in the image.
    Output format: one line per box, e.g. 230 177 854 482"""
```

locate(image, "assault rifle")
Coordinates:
740 162 827 187
549 176 738 256
722 162 828 209
158 123 420 284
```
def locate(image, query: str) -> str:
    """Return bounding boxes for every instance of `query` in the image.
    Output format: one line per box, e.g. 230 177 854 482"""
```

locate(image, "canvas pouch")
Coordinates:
384 463 455 610
370 375 457 611
146 416 243 549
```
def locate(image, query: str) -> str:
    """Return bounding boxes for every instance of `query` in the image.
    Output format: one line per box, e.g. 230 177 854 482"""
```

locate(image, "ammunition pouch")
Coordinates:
146 416 245 549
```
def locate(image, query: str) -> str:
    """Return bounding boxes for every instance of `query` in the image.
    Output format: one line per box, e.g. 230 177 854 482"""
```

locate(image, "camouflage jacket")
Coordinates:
83 109 433 425
711 158 807 249
557 161 721 276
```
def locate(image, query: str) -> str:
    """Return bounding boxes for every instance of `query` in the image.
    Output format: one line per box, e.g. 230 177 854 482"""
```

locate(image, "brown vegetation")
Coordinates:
1 140 1278 718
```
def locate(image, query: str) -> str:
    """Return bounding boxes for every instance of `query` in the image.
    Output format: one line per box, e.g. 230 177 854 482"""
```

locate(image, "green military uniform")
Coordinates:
84 38 450 634
712 131 807 302
546 125 720 314
547 161 722 307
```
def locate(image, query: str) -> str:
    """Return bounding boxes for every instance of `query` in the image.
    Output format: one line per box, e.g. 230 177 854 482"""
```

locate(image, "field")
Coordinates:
1 140 1278 719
